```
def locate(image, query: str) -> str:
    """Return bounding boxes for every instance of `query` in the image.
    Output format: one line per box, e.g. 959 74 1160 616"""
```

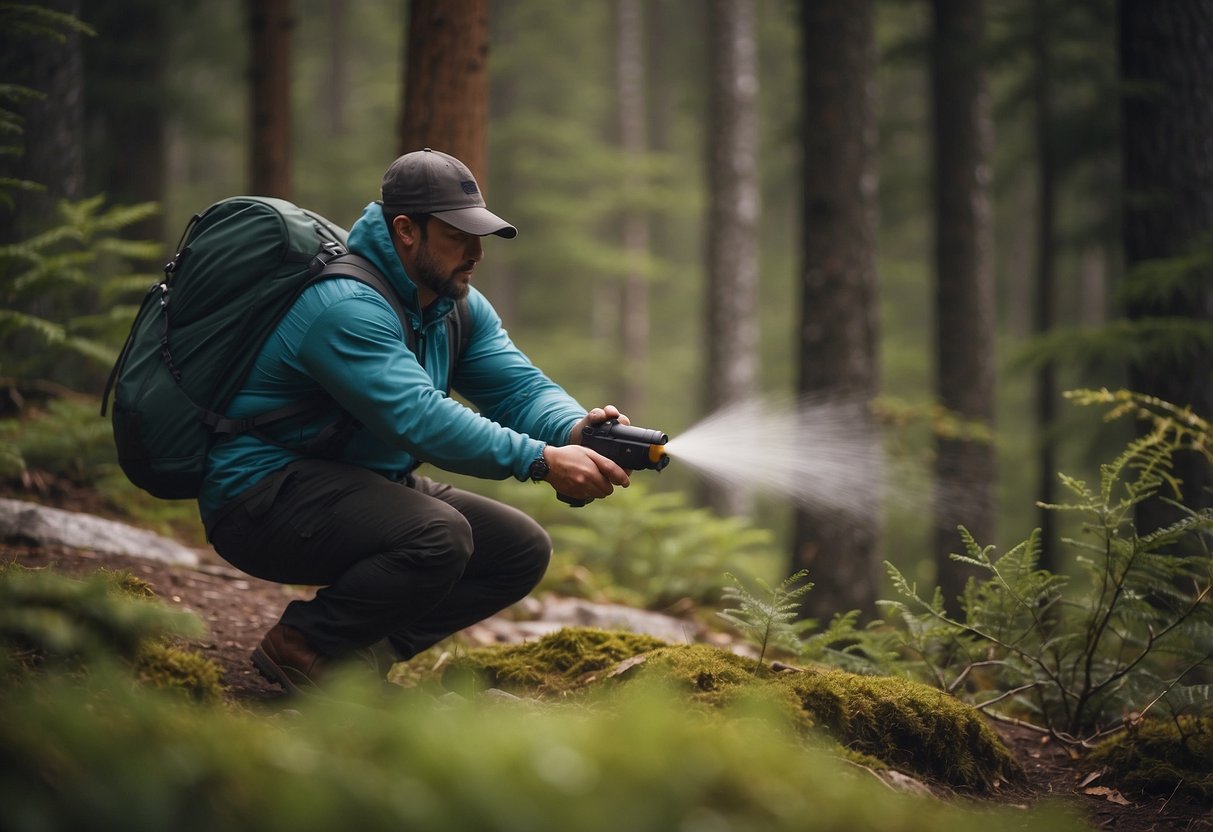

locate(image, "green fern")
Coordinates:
717 570 814 671
882 390 1213 744
796 608 902 675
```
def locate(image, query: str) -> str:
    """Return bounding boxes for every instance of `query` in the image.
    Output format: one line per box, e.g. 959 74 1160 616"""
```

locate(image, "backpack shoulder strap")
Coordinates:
321 254 471 395
448 296 473 371
318 253 415 354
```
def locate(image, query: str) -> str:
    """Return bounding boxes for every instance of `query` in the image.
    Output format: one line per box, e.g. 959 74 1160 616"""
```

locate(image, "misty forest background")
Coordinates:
2 0 1209 623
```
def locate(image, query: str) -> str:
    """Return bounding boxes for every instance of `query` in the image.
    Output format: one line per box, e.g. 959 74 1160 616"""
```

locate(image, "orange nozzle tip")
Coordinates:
649 444 667 464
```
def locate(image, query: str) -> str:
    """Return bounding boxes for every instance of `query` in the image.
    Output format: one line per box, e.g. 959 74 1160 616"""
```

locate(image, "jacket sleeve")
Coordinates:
295 290 548 481
451 290 586 446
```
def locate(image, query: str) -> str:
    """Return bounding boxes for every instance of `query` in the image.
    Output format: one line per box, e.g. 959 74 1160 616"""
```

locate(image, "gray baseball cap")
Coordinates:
380 148 517 239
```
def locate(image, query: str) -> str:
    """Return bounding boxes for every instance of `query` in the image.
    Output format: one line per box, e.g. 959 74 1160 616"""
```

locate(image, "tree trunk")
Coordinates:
400 0 490 182
485 2 517 325
793 0 881 621
615 0 650 416
0 0 85 243
1119 0 1213 532
1031 0 1058 572
703 0 760 517
246 0 294 198
929 0 996 612
325 0 350 138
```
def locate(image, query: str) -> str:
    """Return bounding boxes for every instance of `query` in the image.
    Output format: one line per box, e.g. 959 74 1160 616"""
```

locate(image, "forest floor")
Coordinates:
2 485 1210 832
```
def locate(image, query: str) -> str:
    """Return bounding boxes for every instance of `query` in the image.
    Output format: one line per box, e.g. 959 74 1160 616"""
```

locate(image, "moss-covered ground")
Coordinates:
417 627 1020 792
1088 716 1213 802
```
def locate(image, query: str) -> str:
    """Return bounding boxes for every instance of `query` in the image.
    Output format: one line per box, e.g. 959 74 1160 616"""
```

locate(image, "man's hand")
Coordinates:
568 405 630 446
542 443 630 502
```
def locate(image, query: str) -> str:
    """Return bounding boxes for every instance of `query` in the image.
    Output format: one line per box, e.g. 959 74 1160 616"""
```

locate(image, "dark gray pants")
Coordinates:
208 459 551 660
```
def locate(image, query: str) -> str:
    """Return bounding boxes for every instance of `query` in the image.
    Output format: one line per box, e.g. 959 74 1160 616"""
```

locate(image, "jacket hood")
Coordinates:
347 202 423 312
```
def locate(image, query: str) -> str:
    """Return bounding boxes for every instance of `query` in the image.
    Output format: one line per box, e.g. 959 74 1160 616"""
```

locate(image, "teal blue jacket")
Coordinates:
198 202 585 524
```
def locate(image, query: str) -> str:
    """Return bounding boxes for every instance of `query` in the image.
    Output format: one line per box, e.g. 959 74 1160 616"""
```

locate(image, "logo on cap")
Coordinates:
461 180 479 195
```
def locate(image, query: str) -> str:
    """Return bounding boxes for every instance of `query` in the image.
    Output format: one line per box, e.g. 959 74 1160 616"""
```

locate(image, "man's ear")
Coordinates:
392 215 419 247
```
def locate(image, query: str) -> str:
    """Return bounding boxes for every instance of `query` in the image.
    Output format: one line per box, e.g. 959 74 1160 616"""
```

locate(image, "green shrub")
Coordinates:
0 396 113 482
541 481 783 608
881 390 1213 744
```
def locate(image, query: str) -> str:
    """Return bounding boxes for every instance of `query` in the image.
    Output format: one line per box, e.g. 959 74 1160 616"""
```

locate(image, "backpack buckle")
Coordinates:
309 241 347 276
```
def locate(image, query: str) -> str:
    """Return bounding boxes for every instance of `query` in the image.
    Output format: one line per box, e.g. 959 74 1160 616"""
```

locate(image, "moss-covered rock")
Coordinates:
441 627 666 696
1088 717 1213 802
429 629 1019 793
775 667 1020 790
613 643 1018 791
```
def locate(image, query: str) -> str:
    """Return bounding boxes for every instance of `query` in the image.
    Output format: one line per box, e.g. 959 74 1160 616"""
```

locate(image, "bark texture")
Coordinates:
401 0 490 182
930 0 997 611
794 0 881 620
703 0 760 517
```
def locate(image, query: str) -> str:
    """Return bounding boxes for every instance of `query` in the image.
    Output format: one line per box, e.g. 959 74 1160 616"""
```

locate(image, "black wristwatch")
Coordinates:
528 452 550 482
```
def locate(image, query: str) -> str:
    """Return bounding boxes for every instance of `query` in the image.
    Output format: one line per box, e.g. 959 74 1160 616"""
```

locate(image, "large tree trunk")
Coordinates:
246 0 294 198
702 0 760 517
793 0 881 621
1119 0 1213 532
400 0 490 182
929 0 996 612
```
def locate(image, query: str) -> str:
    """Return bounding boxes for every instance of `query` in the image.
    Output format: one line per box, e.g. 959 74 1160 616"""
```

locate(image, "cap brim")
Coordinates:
433 206 518 239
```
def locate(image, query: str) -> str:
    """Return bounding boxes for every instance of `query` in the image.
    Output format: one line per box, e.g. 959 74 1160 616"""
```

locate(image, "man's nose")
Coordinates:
467 237 483 262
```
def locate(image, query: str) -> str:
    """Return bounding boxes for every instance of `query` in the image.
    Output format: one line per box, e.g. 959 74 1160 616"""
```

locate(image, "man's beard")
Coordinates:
411 243 471 301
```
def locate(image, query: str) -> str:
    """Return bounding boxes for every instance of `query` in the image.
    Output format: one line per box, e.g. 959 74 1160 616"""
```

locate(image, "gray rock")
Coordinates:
0 498 200 567
538 596 699 644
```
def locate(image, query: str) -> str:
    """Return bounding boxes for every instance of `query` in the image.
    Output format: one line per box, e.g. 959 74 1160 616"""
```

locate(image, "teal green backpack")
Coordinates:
102 196 469 500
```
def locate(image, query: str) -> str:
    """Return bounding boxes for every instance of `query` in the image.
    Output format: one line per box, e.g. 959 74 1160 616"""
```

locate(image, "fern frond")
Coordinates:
0 308 64 343
0 4 96 42
717 570 814 670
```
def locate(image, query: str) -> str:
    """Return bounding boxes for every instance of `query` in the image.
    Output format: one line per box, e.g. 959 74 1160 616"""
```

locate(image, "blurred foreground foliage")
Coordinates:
0 564 1087 832
0 666 1089 832
0 564 222 702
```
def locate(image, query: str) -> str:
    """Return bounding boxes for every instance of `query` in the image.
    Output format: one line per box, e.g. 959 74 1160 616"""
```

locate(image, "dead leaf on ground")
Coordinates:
1083 785 1132 806
607 653 651 678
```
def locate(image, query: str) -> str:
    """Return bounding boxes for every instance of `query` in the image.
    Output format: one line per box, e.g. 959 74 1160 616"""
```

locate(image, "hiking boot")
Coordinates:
251 623 333 695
